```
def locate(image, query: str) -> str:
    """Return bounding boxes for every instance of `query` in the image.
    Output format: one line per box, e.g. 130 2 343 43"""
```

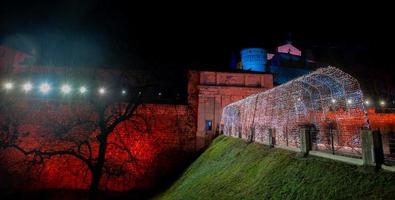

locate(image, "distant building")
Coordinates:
239 42 318 85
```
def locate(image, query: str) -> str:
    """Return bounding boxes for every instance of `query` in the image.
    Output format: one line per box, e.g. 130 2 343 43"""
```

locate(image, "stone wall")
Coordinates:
0 102 196 191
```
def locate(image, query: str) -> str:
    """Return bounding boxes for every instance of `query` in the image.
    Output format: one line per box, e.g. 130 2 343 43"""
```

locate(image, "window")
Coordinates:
205 120 212 131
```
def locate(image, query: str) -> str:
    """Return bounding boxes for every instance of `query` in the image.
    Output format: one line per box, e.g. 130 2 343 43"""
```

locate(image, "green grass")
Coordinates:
157 135 395 200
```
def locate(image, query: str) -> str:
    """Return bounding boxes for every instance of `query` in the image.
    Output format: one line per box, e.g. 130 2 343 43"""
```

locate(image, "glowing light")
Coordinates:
39 83 51 94
380 101 386 106
221 67 367 157
364 100 370 105
79 86 87 94
60 84 72 94
121 89 127 95
22 82 33 92
4 82 13 90
158 92 162 96
98 87 106 95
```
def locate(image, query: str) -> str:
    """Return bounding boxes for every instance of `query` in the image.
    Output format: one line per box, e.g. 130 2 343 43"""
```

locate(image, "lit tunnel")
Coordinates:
221 67 369 156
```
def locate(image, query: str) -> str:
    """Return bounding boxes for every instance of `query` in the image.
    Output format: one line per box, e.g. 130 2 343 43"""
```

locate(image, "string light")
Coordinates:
221 67 367 157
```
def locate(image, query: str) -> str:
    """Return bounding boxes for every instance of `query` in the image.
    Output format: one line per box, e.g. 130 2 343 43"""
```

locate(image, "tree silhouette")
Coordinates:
0 70 156 196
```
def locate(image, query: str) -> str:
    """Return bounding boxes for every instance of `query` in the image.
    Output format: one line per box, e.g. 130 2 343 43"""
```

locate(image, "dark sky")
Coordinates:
0 0 393 76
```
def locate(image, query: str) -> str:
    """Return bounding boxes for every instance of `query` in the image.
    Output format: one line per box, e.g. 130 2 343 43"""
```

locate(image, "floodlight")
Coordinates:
39 83 51 94
61 84 72 94
22 82 33 92
4 82 13 90
79 86 87 94
98 87 106 95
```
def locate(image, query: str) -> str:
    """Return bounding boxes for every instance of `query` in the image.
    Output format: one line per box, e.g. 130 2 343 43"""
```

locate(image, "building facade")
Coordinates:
188 71 273 149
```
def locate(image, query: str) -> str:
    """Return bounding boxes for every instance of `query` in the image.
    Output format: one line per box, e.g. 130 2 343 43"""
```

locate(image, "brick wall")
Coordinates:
0 102 196 191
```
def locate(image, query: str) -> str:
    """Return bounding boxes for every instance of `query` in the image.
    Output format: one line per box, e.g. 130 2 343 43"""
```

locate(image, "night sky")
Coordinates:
0 1 394 80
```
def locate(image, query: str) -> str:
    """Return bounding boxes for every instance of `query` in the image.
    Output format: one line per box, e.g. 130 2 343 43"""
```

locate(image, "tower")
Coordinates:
240 48 267 72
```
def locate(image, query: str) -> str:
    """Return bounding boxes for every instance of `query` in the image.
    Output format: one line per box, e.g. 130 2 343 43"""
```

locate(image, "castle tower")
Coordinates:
240 48 267 72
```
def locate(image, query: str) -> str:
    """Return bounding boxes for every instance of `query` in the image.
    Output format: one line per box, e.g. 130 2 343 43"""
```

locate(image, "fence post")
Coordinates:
268 128 274 148
372 130 384 169
361 129 375 166
299 128 310 156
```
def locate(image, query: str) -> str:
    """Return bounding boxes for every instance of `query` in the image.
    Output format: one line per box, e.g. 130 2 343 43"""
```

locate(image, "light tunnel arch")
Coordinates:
221 66 369 156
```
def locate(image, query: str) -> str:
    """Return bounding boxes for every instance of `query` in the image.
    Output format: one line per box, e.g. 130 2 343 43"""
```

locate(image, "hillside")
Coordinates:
157 135 395 200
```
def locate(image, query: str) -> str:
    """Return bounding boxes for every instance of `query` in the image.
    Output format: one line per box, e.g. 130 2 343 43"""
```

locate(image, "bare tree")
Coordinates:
0 70 154 196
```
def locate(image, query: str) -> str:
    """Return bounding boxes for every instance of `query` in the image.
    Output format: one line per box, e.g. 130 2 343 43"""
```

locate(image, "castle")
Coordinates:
1 42 395 190
1 42 317 150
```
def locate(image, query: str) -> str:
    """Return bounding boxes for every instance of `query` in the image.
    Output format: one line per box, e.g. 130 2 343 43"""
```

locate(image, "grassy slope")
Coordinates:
157 135 395 200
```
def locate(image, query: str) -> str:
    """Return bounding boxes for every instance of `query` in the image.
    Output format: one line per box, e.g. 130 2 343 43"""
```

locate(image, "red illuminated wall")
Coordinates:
0 103 196 191
0 46 198 191
319 108 395 154
367 108 395 132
